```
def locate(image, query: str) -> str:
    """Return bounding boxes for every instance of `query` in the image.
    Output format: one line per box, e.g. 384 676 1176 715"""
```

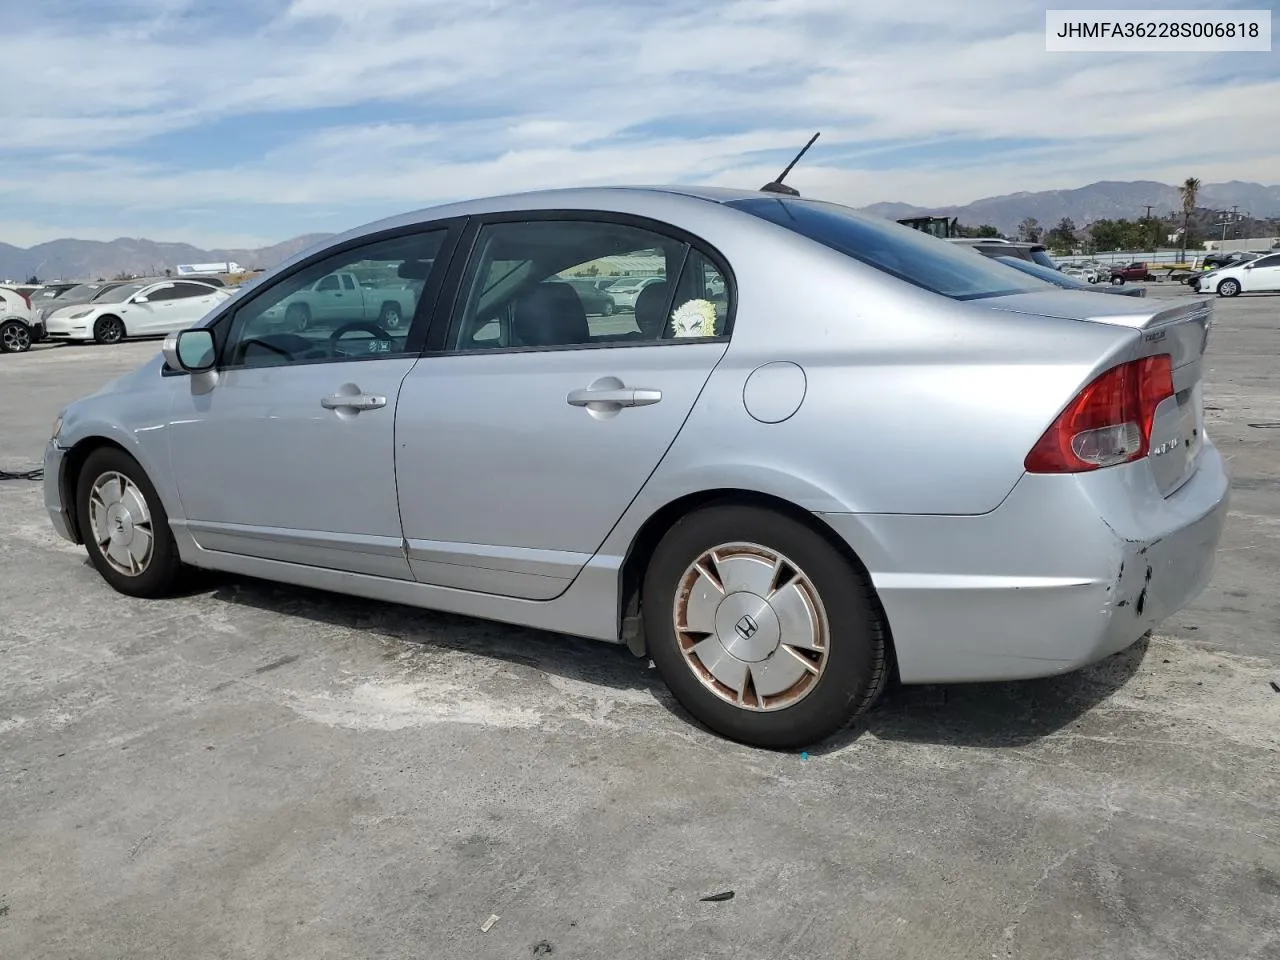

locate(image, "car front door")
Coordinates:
395 215 732 600
166 224 460 578
311 274 349 325
140 281 225 334
1242 253 1280 292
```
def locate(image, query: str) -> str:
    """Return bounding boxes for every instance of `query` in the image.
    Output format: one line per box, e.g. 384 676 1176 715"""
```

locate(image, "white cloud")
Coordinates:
0 0 1275 246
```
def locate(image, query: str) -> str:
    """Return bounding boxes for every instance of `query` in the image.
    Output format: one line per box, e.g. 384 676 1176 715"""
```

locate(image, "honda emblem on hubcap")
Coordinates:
734 614 759 640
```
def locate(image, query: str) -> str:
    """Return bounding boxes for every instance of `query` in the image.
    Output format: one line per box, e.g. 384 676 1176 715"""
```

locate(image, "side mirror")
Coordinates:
163 328 216 373
133 295 149 303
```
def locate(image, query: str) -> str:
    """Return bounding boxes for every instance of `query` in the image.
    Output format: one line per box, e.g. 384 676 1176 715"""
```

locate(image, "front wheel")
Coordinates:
75 447 184 598
93 315 126 344
1218 278 1241 298
0 319 32 353
1112 276 1125 285
642 504 888 749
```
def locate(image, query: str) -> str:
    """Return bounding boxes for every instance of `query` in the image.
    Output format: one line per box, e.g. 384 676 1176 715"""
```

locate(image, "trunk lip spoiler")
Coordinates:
983 293 1213 331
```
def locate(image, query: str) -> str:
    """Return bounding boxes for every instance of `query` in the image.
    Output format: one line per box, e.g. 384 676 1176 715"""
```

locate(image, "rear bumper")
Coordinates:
44 441 77 543
820 439 1231 683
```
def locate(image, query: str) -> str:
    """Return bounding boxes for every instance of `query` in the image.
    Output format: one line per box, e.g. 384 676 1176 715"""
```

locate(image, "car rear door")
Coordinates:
394 214 732 600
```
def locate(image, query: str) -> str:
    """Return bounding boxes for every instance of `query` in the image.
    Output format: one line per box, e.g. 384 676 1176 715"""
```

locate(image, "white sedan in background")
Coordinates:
44 279 231 344
608 275 666 311
1193 251 1280 297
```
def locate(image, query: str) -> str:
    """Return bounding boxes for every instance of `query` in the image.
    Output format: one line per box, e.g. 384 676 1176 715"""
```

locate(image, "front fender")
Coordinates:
57 408 182 524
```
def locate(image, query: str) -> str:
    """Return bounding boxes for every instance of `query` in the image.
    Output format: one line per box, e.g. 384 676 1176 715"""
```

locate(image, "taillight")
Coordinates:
1024 355 1174 473
20 292 31 309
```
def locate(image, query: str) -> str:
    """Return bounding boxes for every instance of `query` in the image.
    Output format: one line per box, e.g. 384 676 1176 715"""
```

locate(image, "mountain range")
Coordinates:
858 180 1280 235
4 179 1279 281
0 234 333 283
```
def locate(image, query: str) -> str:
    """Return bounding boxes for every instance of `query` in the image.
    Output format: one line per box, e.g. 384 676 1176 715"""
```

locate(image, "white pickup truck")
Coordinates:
268 271 420 331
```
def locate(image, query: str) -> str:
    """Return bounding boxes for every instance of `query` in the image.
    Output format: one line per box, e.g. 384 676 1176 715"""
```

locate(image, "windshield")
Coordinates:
93 282 149 303
729 197 1041 301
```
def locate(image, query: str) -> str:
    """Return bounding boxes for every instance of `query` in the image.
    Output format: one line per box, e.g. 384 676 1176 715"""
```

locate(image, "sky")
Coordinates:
1 0 1277 249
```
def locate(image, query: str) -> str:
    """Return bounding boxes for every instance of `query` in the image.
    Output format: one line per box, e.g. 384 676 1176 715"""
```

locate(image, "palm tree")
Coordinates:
1180 176 1201 262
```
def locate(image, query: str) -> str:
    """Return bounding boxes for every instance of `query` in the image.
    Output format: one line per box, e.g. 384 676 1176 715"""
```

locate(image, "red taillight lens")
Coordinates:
20 292 31 309
1024 355 1174 473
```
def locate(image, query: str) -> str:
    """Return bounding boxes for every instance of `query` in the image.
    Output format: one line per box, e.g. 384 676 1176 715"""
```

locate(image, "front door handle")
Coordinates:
321 393 387 411
567 387 662 408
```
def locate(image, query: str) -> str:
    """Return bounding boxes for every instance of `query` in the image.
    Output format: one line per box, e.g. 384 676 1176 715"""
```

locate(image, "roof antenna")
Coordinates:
760 131 820 196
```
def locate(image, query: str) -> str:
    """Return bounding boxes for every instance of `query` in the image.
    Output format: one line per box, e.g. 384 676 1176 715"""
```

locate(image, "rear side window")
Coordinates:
729 197 1040 301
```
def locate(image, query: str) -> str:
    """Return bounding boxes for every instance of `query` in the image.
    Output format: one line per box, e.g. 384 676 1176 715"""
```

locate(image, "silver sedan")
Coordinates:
44 187 1229 749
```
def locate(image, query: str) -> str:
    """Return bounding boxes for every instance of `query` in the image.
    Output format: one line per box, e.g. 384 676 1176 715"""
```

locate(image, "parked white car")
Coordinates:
1193 252 1280 297
608 275 666 311
0 286 36 353
44 280 230 344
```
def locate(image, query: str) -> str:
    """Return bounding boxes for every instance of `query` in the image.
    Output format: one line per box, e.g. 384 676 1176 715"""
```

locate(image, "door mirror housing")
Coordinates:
163 328 216 373
132 295 149 303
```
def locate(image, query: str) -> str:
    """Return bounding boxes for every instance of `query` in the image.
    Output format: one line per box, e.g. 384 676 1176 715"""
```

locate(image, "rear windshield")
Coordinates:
728 197 1043 301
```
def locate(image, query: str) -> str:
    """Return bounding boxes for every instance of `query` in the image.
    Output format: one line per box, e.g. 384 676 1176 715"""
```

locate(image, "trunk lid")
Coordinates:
990 292 1214 497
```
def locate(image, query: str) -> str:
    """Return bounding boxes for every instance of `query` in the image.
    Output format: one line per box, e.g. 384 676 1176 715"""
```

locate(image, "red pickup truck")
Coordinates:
1109 261 1153 284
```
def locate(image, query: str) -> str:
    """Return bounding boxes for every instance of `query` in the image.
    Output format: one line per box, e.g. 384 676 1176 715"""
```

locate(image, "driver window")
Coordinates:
223 230 446 369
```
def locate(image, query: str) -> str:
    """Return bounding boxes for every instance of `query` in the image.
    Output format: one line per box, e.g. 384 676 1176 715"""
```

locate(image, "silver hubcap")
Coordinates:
673 542 829 711
88 471 154 577
2 323 29 351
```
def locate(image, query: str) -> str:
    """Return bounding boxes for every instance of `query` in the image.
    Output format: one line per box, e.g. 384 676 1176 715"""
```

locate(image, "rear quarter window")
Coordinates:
729 197 1045 301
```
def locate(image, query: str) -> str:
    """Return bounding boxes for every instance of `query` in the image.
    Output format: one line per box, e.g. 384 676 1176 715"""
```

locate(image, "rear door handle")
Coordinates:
567 387 662 408
321 393 387 411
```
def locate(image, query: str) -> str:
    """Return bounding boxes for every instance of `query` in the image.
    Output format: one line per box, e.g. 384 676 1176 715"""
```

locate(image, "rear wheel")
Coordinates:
0 319 31 353
93 315 126 344
75 447 184 598
1218 278 1241 298
642 504 888 749
378 302 404 329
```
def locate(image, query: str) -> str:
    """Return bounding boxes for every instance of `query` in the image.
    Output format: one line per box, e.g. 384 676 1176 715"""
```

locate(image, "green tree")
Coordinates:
25 274 40 284
1017 217 1042 243
1179 176 1201 262
1045 217 1077 254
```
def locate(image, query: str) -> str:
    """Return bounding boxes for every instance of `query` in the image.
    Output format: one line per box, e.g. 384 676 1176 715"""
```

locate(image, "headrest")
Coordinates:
633 281 671 339
513 282 590 347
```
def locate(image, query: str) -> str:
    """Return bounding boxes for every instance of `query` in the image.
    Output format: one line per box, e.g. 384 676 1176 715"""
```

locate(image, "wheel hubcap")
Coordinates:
673 542 829 711
2 324 29 351
88 471 154 577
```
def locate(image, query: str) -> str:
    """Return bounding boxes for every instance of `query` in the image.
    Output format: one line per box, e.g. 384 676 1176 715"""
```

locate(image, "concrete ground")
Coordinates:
2 286 1278 960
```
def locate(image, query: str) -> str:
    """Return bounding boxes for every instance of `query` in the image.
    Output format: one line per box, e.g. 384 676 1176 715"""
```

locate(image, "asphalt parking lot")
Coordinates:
2 286 1278 960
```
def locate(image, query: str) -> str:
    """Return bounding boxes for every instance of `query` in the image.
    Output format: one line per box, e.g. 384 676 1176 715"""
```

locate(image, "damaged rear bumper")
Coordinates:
819 438 1231 683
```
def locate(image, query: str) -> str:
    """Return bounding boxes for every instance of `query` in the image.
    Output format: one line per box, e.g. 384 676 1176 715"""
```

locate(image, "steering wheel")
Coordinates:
329 321 393 346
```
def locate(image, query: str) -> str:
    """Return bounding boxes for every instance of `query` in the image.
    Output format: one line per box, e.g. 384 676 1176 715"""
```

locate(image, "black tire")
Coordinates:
378 302 404 329
642 504 888 750
0 319 32 353
1112 276 1125 285
286 303 311 331
75 447 184 598
93 314 126 344
1218 278 1241 298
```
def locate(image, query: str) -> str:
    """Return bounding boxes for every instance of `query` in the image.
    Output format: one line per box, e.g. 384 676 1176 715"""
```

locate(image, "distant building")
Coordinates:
1202 237 1279 253
175 261 242 275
